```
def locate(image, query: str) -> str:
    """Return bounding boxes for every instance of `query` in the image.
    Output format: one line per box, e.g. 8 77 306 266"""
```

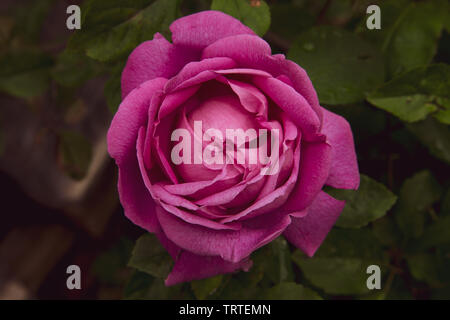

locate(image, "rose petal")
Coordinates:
165 251 252 286
117 160 160 233
284 191 345 257
137 127 240 231
164 57 237 94
252 77 322 141
219 138 301 223
156 232 252 286
121 33 195 98
281 140 331 213
272 56 323 125
321 108 360 190
162 165 241 200
107 77 166 166
196 172 266 207
156 206 291 263
158 85 200 121
170 10 255 51
202 34 272 65
219 77 268 118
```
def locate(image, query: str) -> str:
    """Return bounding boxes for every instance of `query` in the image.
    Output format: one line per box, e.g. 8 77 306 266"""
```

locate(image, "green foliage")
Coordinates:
406 117 450 164
92 238 133 285
51 51 101 87
68 0 181 62
104 63 124 113
57 130 93 180
261 282 322 300
261 237 294 284
368 64 450 124
381 0 448 77
211 0 271 36
395 170 442 238
327 175 397 228
406 253 441 287
288 26 384 105
124 271 192 299
191 275 223 300
128 234 173 279
372 216 402 247
12 0 55 43
411 215 450 251
0 51 53 98
293 229 387 295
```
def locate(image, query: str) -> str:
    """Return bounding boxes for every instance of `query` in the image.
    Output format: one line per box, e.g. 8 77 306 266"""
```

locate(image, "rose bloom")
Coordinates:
107 11 359 285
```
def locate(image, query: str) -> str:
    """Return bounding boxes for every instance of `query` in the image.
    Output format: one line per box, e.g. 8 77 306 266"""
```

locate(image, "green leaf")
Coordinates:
211 0 271 36
212 238 294 299
123 271 154 299
372 216 402 247
57 130 93 180
327 175 397 228
0 51 53 98
395 170 442 238
288 26 384 105
432 98 450 125
406 116 450 164
68 0 180 62
92 237 133 285
258 237 294 284
51 51 101 87
190 275 223 300
104 63 124 113
412 215 450 250
261 282 322 300
381 0 448 77
123 271 190 299
406 253 441 286
128 234 173 279
292 228 386 295
13 0 54 43
367 64 450 124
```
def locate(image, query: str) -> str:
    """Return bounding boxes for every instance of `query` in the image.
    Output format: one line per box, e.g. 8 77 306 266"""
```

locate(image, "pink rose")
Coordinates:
107 11 359 285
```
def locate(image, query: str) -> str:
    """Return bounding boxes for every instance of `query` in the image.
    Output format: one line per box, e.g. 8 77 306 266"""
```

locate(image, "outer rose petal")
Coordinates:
108 77 166 167
156 205 292 263
121 33 196 98
321 108 360 190
284 191 345 257
117 160 160 233
107 78 167 233
281 141 331 213
155 232 252 286
170 11 255 51
273 57 323 125
166 252 252 286
202 34 272 65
